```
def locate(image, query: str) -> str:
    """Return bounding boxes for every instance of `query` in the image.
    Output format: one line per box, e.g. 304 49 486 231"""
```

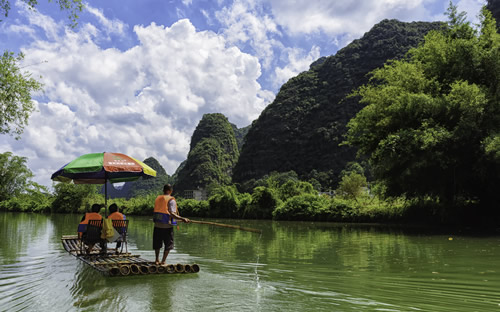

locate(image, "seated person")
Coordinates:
108 203 126 220
78 203 103 254
108 203 126 253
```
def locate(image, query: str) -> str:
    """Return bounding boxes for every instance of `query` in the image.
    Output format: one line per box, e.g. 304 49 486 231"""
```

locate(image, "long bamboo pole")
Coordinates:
189 220 262 233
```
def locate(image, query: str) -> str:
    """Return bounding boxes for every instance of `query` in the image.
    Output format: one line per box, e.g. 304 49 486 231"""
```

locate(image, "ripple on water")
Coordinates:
0 257 47 311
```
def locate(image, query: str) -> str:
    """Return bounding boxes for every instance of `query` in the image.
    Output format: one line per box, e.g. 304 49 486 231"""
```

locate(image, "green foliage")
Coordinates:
117 193 157 216
231 123 251 151
208 185 241 218
176 198 209 217
0 183 51 212
175 113 240 194
345 5 500 215
128 157 172 198
273 194 330 221
233 19 442 188
244 186 281 219
51 183 97 213
0 51 43 138
336 172 368 200
0 152 34 201
277 180 316 201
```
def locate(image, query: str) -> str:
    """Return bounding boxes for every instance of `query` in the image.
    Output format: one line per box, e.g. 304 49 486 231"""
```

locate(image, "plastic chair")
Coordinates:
111 219 129 254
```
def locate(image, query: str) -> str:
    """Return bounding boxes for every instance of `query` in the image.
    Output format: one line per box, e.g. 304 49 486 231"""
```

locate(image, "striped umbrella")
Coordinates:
51 152 156 214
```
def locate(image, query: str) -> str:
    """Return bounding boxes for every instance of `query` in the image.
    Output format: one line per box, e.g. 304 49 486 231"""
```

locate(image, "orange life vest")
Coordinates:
108 212 125 220
78 212 102 237
153 195 178 224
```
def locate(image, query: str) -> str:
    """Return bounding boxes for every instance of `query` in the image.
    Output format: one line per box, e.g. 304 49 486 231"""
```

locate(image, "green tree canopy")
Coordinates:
0 151 34 201
1 1 83 138
345 5 500 210
0 51 43 138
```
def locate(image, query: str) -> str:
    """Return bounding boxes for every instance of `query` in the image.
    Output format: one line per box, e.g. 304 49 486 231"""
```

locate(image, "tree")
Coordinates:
0 51 43 138
51 182 97 213
335 172 368 201
1 0 83 138
0 151 34 201
345 5 500 212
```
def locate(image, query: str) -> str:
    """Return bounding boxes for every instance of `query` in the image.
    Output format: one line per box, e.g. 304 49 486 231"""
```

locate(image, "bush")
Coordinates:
244 186 281 219
273 194 330 221
51 183 98 213
208 185 240 218
278 180 316 201
177 198 209 217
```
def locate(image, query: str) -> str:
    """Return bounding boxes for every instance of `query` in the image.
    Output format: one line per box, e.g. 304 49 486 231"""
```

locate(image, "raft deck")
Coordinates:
61 235 199 277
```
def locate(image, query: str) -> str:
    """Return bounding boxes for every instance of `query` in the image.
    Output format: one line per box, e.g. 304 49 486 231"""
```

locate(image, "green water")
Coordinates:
1 212 499 311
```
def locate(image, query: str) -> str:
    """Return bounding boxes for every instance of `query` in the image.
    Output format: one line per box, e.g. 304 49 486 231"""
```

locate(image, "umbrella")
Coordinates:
51 152 156 215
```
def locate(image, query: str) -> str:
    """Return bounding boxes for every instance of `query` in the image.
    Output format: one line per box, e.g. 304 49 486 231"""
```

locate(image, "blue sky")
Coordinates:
0 0 486 187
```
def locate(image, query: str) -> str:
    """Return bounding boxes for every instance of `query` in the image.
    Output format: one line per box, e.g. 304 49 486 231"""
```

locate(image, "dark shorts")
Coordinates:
153 227 174 250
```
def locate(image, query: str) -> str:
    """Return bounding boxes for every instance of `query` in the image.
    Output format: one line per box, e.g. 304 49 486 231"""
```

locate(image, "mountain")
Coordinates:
174 113 240 195
233 19 443 188
232 123 251 151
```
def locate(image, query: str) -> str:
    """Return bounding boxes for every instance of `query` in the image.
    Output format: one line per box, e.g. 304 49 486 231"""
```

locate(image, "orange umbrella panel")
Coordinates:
51 152 156 184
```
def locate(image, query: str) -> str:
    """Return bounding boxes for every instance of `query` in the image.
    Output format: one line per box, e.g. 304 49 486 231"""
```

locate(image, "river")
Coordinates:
0 212 499 311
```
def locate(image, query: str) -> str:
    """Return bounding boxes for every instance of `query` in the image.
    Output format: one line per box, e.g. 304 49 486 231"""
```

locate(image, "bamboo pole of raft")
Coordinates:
189 220 262 233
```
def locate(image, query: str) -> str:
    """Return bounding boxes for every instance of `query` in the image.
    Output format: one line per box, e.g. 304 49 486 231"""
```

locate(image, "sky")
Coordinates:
0 0 486 188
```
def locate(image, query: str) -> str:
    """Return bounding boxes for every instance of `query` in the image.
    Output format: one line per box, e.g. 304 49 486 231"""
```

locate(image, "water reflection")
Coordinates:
1 212 500 311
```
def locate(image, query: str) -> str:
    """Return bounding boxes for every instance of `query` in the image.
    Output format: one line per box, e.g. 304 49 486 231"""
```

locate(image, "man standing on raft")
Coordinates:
153 184 190 265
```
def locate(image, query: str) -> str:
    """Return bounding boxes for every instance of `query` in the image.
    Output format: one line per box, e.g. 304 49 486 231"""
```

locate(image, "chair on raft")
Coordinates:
80 219 107 255
111 219 129 254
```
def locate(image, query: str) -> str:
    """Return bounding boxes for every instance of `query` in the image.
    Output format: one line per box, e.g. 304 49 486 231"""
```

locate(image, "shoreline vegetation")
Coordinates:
0 170 495 228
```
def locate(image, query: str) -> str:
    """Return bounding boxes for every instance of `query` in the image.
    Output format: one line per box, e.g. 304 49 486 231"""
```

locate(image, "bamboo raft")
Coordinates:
61 235 200 277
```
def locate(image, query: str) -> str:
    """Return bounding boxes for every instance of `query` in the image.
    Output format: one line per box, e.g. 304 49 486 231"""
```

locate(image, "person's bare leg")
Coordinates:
155 249 161 265
160 249 169 265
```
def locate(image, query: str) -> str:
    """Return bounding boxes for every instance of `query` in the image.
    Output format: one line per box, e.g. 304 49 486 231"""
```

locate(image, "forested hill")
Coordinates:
174 113 240 195
232 19 443 187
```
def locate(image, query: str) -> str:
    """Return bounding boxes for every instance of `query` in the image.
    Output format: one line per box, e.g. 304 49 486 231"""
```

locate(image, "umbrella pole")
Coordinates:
104 175 108 217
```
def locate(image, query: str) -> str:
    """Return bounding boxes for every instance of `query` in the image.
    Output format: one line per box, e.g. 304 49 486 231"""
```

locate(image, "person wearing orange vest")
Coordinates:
78 204 103 254
108 203 126 220
78 204 103 237
108 203 126 253
153 184 190 265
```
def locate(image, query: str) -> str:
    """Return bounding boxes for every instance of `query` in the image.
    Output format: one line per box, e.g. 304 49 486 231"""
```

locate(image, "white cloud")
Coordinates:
86 6 128 38
16 0 61 40
267 0 436 39
265 0 487 41
2 6 274 187
215 0 282 69
273 45 321 88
